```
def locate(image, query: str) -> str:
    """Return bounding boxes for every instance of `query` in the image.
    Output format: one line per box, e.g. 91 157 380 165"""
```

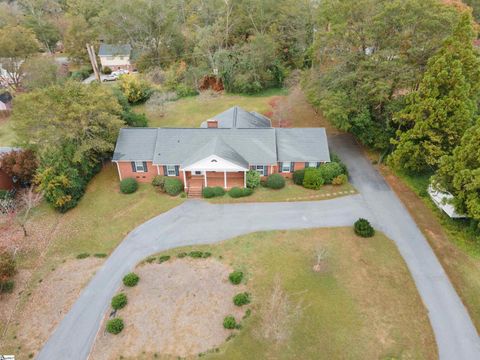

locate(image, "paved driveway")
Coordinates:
38 134 480 360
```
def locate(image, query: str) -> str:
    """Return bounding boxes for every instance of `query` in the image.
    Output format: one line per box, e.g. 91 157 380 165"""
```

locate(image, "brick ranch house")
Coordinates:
112 106 330 196
98 44 135 72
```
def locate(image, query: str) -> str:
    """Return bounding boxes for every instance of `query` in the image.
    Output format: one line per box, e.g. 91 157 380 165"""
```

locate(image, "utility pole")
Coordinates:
86 43 101 82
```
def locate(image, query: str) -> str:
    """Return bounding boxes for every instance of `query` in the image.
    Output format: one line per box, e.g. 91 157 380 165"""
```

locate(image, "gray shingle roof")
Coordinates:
276 128 330 162
98 44 132 57
112 128 157 161
200 106 272 129
153 128 277 166
182 136 249 168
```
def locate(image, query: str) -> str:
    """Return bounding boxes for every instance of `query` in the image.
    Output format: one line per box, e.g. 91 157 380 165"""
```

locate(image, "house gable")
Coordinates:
183 155 248 172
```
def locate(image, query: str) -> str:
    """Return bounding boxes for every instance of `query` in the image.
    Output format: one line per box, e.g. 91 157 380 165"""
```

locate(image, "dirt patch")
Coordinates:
10 257 103 357
91 258 246 359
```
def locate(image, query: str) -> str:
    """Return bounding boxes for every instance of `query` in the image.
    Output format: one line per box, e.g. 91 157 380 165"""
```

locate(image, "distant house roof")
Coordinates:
0 92 12 104
276 128 330 162
98 44 132 57
200 106 272 129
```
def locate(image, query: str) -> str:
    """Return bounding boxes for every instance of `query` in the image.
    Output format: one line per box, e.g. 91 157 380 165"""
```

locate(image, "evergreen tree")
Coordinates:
389 13 480 172
435 122 480 221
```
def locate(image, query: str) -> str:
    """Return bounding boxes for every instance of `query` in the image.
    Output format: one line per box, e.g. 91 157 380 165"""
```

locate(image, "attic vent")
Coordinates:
211 159 218 163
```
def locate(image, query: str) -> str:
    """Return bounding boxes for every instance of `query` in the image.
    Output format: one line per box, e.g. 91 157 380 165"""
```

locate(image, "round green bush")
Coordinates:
292 169 305 185
266 174 285 189
318 162 345 184
106 318 124 334
164 177 183 196
332 174 348 185
228 187 253 198
229 271 243 285
246 170 261 189
233 292 251 306
111 293 127 310
158 255 171 263
102 66 112 75
120 178 138 194
122 272 139 287
213 186 226 197
0 280 14 293
354 218 375 238
223 315 237 329
303 168 325 190
202 187 215 198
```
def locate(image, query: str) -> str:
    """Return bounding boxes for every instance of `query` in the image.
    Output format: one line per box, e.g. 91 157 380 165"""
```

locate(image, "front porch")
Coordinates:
184 171 246 191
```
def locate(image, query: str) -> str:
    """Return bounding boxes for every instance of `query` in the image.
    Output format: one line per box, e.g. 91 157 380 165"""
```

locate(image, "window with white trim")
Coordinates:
255 165 265 176
281 163 291 173
308 162 317 168
166 165 177 176
134 161 145 172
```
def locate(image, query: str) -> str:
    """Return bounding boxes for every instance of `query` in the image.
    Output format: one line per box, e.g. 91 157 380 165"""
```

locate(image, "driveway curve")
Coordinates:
38 134 480 360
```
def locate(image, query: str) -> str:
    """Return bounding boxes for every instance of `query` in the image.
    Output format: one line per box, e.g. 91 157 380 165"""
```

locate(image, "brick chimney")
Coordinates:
207 119 218 128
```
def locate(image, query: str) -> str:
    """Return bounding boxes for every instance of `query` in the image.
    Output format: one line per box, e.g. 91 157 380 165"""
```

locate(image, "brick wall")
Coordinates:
116 161 158 183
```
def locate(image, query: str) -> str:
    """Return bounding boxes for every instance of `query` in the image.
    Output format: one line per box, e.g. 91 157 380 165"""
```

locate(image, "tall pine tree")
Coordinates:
389 12 480 172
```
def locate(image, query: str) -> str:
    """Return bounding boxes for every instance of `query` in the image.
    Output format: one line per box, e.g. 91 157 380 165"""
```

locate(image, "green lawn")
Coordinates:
0 117 15 146
209 180 355 204
133 88 287 128
138 228 436 359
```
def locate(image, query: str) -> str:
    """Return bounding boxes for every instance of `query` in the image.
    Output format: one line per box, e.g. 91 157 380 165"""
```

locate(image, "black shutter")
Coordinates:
175 165 179 176
264 165 269 176
250 165 255 171
143 161 148 172
278 162 283 172
317 162 321 167
163 165 167 175
290 162 295 173
131 162 136 172
305 162 309 168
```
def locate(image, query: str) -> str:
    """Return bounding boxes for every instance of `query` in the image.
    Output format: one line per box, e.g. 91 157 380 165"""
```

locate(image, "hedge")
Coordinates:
354 218 375 238
203 186 225 198
265 174 285 189
303 168 324 190
120 178 138 194
233 292 251 306
246 170 261 189
318 162 345 184
292 169 305 185
228 271 244 285
229 187 253 198
164 177 183 196
152 175 166 189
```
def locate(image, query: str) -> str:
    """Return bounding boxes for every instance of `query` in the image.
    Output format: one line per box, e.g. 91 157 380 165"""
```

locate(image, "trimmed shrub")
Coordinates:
228 187 253 198
177 252 187 258
164 178 183 196
122 111 148 127
123 272 139 287
266 174 285 189
223 316 237 329
118 74 153 104
233 292 251 306
331 153 348 175
120 178 138 194
303 168 324 190
202 186 225 198
106 318 124 334
292 169 305 185
145 256 156 263
111 293 127 310
332 174 348 185
228 271 243 285
246 170 261 189
354 218 375 238
76 253 90 259
318 162 345 184
202 251 212 258
94 253 107 258
152 175 166 189
158 255 171 263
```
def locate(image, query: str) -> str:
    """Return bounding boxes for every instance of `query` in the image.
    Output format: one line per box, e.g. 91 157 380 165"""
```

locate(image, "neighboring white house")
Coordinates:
98 44 134 72
428 185 467 219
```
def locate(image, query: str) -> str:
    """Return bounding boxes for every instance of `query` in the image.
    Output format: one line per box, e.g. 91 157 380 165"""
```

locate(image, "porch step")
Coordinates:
188 187 203 198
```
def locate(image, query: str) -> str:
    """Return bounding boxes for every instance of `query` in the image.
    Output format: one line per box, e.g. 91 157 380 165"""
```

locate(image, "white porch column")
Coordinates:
244 171 246 188
156 165 160 175
183 170 187 189
115 161 122 181
224 171 227 189
204 171 208 187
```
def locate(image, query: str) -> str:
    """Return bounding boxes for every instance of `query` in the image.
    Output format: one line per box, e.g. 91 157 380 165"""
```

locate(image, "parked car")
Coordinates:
102 74 118 82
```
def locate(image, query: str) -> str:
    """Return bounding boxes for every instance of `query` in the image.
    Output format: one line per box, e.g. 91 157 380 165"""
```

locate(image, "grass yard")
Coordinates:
103 228 435 359
0 116 15 146
380 165 480 333
133 88 287 128
209 181 355 204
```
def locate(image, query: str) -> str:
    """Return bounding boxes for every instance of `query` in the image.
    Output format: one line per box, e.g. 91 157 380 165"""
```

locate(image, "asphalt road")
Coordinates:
37 134 480 360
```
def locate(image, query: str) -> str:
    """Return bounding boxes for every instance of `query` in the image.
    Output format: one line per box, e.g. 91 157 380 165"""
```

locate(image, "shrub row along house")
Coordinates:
112 106 331 197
